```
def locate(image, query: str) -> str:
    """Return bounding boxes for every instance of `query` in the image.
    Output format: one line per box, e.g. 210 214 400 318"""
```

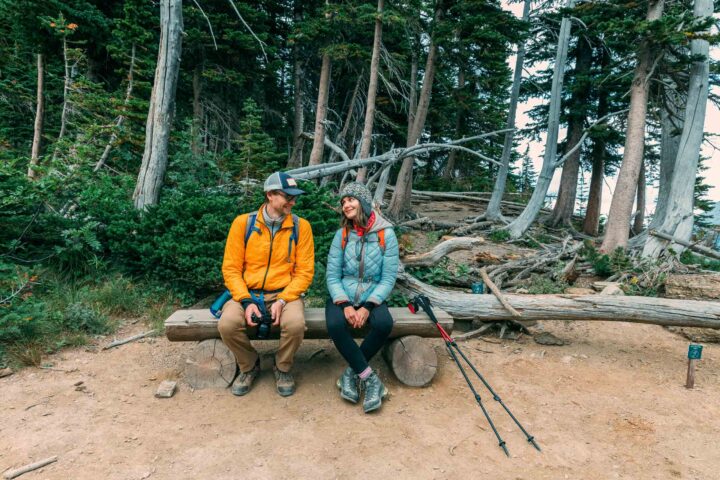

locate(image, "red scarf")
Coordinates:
354 211 375 237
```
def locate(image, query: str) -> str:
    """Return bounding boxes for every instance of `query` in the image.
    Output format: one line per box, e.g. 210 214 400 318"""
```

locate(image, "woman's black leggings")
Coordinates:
325 298 394 374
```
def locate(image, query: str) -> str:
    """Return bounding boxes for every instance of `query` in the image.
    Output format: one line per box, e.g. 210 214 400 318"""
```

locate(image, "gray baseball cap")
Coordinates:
264 172 305 196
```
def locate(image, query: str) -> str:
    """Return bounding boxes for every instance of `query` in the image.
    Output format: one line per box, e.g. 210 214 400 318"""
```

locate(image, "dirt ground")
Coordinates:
2 318 719 480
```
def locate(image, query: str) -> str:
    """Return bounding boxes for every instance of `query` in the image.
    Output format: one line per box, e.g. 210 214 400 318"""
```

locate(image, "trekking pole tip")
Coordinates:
500 442 510 457
528 437 541 452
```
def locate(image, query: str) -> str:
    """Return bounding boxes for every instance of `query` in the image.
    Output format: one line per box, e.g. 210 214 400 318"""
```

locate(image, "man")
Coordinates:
218 171 314 397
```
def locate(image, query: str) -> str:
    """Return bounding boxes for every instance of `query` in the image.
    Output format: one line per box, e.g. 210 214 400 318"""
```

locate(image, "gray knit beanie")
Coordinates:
340 182 373 217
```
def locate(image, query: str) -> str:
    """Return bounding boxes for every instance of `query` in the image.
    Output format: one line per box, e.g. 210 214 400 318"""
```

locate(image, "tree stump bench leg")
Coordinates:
184 339 237 389
383 335 438 387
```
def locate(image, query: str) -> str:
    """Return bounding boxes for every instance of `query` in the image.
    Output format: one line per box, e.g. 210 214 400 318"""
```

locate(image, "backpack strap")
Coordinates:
244 213 260 246
286 214 300 262
341 227 385 252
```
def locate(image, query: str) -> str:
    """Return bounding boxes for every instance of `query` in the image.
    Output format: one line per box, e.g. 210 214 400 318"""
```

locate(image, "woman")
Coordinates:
326 182 399 413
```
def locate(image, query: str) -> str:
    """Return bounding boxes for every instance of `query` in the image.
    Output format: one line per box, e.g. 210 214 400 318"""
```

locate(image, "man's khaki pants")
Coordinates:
218 293 305 373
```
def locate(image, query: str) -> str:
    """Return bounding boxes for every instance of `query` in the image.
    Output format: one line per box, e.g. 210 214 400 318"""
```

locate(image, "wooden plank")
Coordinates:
165 307 453 342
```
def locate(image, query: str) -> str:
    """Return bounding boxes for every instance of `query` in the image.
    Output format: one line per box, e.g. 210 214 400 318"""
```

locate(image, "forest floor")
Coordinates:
2 200 719 480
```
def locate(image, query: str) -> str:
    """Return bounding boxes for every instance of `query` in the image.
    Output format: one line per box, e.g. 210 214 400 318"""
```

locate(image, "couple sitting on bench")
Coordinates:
218 172 399 413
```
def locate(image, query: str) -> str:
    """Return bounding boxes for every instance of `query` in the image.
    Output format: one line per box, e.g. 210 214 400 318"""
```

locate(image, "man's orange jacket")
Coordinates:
222 206 315 304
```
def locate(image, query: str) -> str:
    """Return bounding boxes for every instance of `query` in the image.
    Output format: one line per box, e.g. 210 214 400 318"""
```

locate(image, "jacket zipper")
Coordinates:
353 236 367 305
260 224 277 291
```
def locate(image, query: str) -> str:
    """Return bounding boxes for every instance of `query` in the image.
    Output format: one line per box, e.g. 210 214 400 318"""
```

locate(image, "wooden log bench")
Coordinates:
165 307 453 389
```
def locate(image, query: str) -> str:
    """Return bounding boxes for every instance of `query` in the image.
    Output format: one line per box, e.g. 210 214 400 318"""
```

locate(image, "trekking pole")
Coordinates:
408 294 541 455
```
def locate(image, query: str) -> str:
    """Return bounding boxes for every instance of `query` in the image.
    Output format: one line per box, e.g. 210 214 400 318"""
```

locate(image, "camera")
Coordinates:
251 311 273 339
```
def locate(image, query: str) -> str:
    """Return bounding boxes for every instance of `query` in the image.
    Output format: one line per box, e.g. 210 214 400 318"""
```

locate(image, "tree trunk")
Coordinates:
95 44 137 172
485 0 530 220
308 53 332 166
27 53 44 180
651 86 684 228
191 62 203 156
583 144 605 236
506 0 575 238
442 70 466 180
582 49 609 236
642 0 711 257
632 160 646 235
287 4 305 168
133 0 183 210
356 0 384 183
388 6 442 219
548 37 593 227
601 0 664 252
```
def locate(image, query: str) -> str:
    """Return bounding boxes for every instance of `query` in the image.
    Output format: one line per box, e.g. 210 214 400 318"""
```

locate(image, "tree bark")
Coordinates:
28 53 44 180
601 0 664 252
633 160 646 235
485 0 530 220
308 53 332 166
548 36 593 227
388 6 442 219
133 0 183 210
642 0 711 257
356 0 384 183
506 0 575 238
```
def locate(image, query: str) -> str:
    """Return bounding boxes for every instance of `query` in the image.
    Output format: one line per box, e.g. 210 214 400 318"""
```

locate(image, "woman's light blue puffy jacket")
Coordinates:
326 211 399 306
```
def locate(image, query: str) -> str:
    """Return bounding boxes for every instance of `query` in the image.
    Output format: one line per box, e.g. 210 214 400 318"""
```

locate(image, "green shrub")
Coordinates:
63 302 111 335
524 274 568 294
488 229 511 243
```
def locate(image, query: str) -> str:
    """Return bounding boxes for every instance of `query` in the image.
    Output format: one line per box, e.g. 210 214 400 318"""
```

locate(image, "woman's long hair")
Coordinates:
340 197 369 229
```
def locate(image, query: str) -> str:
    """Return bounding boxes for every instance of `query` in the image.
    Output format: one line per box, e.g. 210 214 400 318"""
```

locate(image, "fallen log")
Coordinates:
402 237 484 267
649 229 720 260
665 274 720 300
397 270 720 327
165 308 452 342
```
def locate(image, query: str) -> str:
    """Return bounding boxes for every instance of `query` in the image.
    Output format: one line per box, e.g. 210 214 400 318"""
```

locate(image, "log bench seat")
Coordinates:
164 307 453 389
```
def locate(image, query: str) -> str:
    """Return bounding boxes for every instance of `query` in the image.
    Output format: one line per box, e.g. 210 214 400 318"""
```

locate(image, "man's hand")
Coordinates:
355 307 370 329
270 300 284 326
245 303 261 326
343 306 358 327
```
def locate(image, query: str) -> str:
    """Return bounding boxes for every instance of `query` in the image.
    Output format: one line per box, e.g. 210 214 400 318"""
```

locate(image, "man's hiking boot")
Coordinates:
231 361 260 396
274 366 296 397
362 372 388 413
336 367 359 404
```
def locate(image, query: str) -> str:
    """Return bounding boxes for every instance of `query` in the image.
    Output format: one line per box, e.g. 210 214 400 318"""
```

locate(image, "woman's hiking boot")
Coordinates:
362 372 388 413
336 367 359 403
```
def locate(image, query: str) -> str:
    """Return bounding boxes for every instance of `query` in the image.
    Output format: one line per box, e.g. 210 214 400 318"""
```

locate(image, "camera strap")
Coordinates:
249 288 283 315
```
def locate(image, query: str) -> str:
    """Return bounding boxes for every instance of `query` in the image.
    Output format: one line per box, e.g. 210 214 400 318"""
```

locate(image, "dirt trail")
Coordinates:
2 318 718 480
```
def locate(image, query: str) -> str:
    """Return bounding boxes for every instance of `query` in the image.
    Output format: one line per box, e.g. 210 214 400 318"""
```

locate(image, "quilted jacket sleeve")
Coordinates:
326 229 350 303
366 228 399 305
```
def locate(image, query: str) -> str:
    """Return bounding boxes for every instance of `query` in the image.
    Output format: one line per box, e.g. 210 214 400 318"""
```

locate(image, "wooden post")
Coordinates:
685 344 703 389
